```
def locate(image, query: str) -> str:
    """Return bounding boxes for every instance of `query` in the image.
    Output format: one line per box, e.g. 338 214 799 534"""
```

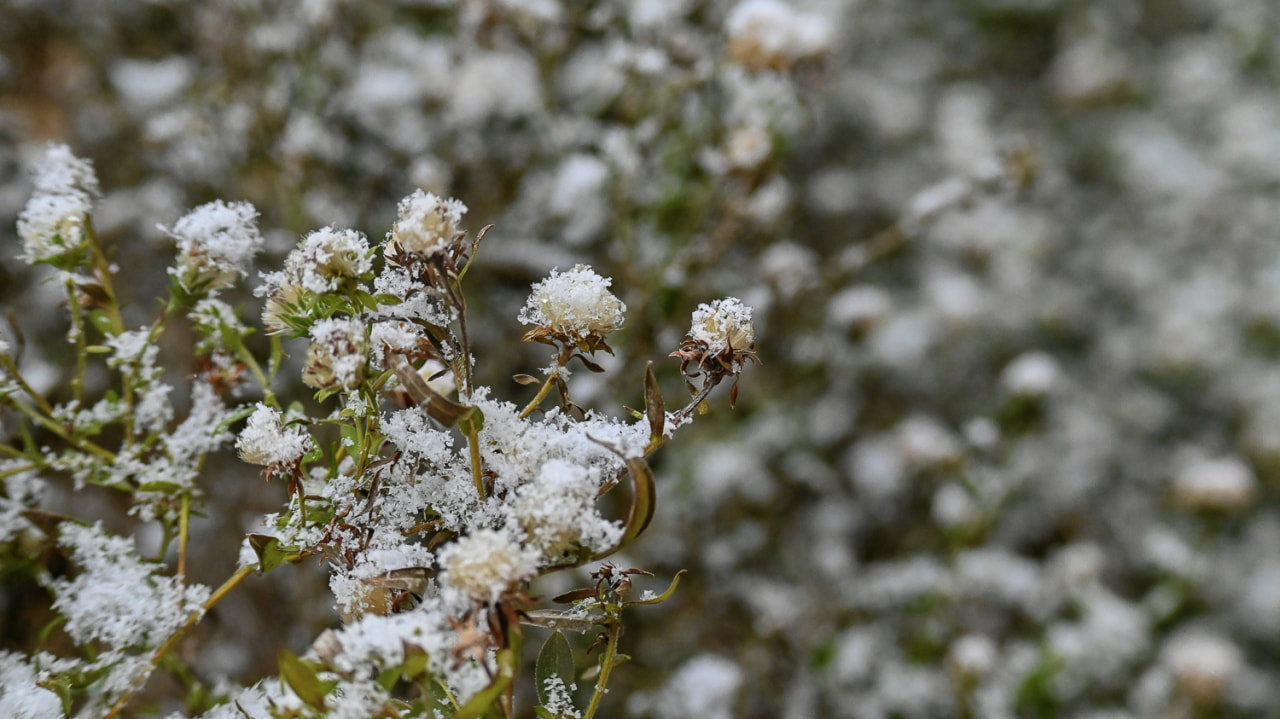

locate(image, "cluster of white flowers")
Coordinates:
16 143 99 262
439 528 540 604
163 200 264 293
518 264 626 341
725 0 833 72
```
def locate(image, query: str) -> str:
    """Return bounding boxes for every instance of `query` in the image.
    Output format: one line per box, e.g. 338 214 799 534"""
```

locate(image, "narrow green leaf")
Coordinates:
535 631 576 707
592 452 657 559
624 569 688 607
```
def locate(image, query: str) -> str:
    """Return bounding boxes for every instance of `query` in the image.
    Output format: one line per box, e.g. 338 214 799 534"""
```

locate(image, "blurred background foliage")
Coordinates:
5 0 1280 717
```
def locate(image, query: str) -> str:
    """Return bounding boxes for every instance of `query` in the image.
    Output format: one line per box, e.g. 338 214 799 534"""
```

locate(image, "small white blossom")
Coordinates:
387 189 467 258
1171 456 1256 512
726 0 832 72
518 264 626 342
164 200 263 293
237 404 313 467
440 528 539 604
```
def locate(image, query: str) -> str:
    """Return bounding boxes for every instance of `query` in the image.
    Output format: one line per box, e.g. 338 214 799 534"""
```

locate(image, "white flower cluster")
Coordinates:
16 143 99 262
725 0 833 72
518 264 626 341
164 200 264 293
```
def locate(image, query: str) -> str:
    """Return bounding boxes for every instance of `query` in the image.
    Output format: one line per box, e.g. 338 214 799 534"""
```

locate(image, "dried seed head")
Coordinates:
387 189 468 260
519 264 626 349
302 317 369 391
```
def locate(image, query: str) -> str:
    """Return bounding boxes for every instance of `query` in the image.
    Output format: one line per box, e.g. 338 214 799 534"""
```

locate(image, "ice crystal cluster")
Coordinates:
7 0 1280 718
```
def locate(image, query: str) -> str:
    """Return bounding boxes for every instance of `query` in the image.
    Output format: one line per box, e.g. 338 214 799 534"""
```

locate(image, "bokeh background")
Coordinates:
4 1 1280 717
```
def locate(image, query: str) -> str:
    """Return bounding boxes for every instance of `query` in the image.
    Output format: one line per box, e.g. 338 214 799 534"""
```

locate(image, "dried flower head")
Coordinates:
726 0 832 73
302 317 369 391
387 189 468 260
164 200 263 294
671 298 760 404
285 226 373 294
17 144 99 264
518 264 626 351
440 529 539 604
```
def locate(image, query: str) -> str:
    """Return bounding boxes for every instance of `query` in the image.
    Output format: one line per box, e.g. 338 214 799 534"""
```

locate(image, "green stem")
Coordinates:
0 355 56 418
65 278 87 406
8 398 116 463
467 424 485 501
0 461 36 479
582 622 622 719
178 493 190 578
519 346 572 419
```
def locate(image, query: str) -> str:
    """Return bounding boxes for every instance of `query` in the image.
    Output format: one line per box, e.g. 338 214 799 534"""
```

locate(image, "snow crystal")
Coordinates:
52 522 210 650
237 403 313 467
0 652 63 718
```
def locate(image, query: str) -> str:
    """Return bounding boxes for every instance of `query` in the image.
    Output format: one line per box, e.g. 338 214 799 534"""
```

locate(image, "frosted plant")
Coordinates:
15 143 99 264
162 200 263 295
0 145 755 719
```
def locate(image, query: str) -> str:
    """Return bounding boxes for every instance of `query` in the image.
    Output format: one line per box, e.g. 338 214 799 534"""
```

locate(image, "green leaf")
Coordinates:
457 406 484 435
598 456 656 558
279 650 332 710
534 707 557 719
247 534 302 573
535 631 576 707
